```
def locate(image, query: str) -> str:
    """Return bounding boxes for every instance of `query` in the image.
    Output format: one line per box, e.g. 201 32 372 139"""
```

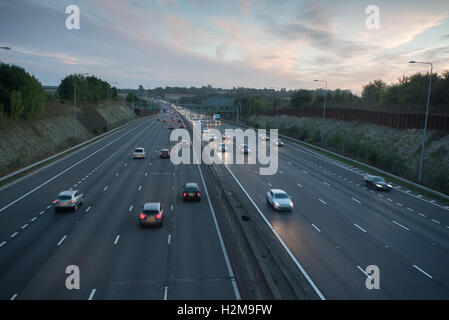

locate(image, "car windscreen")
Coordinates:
372 177 385 182
135 149 143 153
143 210 159 216
58 195 72 200
185 187 198 192
274 193 289 199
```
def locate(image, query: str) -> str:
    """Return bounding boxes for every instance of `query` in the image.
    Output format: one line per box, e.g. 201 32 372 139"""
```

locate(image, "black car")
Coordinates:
183 182 201 201
363 175 392 191
160 149 170 158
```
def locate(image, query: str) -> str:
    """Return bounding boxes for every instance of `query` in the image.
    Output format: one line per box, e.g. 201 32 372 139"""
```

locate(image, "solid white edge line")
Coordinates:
221 162 325 300
88 289 96 300
194 152 241 300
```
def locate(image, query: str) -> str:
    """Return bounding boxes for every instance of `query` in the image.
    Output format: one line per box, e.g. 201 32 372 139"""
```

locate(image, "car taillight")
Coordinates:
183 192 186 197
156 213 162 219
70 199 75 204
140 213 146 219
197 192 200 197
53 200 58 204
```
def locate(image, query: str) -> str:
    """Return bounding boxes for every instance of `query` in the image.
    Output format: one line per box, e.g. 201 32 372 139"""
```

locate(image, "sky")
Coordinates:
0 0 448 94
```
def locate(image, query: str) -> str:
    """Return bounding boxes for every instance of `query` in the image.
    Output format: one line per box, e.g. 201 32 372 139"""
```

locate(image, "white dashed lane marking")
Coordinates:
57 235 67 246
392 220 410 231
413 265 433 279
353 223 367 233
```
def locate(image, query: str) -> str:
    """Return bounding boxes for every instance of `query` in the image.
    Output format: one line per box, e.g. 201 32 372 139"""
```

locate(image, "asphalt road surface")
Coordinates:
212 120 449 299
0 116 238 300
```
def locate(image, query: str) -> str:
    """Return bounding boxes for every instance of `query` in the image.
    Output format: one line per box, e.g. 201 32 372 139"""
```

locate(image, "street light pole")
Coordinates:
269 87 280 128
409 60 433 182
314 80 328 145
74 76 77 139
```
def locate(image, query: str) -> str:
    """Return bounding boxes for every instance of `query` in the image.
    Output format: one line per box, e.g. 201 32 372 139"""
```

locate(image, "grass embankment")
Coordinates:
247 115 449 197
0 99 139 178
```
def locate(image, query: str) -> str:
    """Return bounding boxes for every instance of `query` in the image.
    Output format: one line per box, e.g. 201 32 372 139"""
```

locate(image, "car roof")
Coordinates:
161 148 169 152
185 182 199 188
143 202 160 211
58 190 76 196
135 147 144 150
270 189 287 194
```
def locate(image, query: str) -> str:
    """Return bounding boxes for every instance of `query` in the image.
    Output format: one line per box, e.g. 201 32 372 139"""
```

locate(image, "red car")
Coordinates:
162 119 167 123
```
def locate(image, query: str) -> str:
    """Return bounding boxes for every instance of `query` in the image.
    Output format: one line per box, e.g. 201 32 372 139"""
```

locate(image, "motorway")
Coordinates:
0 115 238 300
2 107 449 300
210 119 449 299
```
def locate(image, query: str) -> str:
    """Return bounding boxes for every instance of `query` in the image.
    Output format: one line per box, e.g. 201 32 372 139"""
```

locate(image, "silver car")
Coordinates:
266 189 293 211
54 190 84 211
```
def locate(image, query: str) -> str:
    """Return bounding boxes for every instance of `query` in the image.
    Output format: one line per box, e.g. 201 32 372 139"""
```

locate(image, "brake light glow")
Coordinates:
197 192 200 197
140 213 146 219
156 213 162 219
183 192 186 197
53 200 57 204
70 199 75 204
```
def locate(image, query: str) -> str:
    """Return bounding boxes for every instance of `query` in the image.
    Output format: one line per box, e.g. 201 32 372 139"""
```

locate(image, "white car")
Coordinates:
132 147 146 159
266 189 293 211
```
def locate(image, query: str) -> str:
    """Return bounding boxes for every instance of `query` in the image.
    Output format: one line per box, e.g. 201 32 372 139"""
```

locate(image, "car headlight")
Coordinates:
274 202 280 208
289 201 294 207
387 184 392 188
376 184 382 188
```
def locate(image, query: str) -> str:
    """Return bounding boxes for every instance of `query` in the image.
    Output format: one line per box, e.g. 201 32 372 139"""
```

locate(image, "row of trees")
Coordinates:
290 88 356 109
0 63 46 120
362 72 449 107
57 74 118 103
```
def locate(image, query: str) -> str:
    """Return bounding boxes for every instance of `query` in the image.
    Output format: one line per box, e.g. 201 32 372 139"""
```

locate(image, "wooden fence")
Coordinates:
263 108 449 130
